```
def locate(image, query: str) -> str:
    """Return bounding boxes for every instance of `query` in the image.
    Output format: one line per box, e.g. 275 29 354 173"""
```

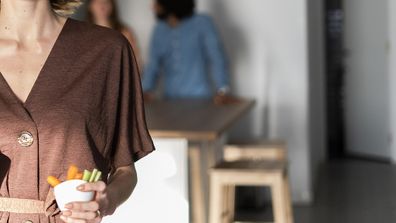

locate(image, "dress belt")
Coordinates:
0 197 45 214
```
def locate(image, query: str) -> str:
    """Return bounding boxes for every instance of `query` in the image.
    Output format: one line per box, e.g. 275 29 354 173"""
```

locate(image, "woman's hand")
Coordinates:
60 165 137 222
60 181 116 223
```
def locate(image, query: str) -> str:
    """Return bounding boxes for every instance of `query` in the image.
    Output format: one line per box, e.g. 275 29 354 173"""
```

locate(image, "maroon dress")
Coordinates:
0 17 155 223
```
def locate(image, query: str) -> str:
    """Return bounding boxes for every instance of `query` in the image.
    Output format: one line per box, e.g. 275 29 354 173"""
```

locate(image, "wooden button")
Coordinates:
18 131 34 147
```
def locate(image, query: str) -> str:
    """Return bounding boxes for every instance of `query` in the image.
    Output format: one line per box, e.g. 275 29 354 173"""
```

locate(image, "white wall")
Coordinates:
389 1 396 162
196 0 269 140
103 138 189 223
344 0 391 159
117 0 313 203
116 0 155 61
200 0 312 203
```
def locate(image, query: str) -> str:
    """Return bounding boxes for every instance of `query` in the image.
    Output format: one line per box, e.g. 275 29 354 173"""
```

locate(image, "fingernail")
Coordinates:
60 215 67 221
64 203 72 209
63 210 72 216
77 184 85 191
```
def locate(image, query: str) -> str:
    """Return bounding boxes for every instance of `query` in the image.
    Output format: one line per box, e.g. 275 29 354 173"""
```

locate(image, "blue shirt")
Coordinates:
142 14 230 99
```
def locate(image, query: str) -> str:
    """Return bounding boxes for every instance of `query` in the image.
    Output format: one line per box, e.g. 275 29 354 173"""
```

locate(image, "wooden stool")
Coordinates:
209 142 294 223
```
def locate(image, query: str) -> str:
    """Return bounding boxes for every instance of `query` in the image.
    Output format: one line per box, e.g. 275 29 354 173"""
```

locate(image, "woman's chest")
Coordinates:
0 39 58 104
0 58 117 151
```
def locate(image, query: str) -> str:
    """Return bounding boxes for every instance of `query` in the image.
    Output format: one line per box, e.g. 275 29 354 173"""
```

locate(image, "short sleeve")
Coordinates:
110 37 155 170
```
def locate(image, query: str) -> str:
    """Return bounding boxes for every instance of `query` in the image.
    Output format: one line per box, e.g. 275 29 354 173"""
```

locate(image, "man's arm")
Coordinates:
201 15 230 93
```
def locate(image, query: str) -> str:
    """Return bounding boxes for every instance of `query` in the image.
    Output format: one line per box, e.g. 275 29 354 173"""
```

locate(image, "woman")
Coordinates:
0 0 154 222
86 0 142 71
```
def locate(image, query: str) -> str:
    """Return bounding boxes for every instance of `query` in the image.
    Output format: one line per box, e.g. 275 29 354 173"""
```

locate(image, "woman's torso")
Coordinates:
0 18 129 223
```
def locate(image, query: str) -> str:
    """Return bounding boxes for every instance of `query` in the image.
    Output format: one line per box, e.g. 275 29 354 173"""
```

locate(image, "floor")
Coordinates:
235 159 396 223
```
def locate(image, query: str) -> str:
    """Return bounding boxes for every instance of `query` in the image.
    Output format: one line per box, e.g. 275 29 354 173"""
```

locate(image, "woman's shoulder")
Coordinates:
119 26 135 40
67 18 129 49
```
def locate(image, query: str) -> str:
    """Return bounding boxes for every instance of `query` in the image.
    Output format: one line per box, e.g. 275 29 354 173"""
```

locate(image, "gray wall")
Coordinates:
307 0 326 193
389 1 396 162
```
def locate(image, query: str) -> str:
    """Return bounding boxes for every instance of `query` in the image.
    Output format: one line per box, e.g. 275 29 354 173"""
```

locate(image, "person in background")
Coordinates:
86 0 142 70
143 0 237 104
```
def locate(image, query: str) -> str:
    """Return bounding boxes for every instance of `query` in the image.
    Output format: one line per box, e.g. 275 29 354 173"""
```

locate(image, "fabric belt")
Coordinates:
0 197 45 214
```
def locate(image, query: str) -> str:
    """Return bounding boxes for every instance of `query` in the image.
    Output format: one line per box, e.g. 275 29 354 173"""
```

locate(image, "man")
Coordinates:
143 0 236 104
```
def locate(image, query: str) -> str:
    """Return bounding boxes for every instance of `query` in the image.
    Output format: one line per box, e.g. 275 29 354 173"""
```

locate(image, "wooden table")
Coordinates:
146 99 254 140
145 99 255 223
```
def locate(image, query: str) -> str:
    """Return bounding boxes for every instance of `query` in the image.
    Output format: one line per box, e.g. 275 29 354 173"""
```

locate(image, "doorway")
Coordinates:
325 0 345 159
325 0 391 161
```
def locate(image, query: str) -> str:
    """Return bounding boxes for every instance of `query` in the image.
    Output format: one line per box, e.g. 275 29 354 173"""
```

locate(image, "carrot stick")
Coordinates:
67 165 79 180
47 176 61 187
75 172 83 180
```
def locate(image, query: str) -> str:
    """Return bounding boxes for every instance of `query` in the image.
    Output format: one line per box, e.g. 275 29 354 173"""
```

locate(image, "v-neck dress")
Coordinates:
0 18 155 223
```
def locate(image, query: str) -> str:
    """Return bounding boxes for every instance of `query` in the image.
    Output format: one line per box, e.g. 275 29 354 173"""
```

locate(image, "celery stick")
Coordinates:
89 169 98 182
94 171 102 182
82 170 91 181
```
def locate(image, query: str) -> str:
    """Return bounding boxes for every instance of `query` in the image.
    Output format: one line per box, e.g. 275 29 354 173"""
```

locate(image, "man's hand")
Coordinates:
143 92 155 102
213 93 241 105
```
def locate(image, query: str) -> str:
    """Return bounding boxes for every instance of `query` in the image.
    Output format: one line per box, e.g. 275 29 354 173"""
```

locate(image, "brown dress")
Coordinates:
0 18 155 223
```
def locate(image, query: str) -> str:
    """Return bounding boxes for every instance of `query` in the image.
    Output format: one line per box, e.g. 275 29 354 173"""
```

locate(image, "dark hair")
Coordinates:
86 0 124 31
156 0 195 20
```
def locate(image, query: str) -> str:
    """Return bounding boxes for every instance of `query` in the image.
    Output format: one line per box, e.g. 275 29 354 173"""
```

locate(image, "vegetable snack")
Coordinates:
47 165 102 187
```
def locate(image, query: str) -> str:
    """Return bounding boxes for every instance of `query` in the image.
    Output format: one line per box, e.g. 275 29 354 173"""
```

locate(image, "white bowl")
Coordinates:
54 179 94 211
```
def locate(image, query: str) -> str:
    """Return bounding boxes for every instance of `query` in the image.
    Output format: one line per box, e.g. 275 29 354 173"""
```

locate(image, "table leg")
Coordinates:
188 135 226 223
189 146 205 223
203 136 226 223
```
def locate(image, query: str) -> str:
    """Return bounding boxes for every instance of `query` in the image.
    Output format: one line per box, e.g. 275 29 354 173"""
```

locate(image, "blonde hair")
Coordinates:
0 0 83 16
51 0 83 15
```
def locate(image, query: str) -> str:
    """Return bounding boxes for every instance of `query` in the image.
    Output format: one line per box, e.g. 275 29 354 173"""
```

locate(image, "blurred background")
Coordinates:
73 0 396 222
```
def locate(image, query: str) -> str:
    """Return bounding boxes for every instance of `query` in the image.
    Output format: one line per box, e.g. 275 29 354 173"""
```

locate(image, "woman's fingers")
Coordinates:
66 201 99 212
77 181 106 192
62 210 98 220
60 215 86 223
60 215 102 223
93 216 103 223
63 181 107 222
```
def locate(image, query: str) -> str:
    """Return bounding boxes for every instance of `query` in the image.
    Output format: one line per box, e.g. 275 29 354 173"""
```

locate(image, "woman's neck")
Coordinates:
0 0 62 41
94 18 112 29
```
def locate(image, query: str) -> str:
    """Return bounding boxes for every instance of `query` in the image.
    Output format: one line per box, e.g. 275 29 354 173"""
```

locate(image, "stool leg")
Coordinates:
224 185 235 222
189 147 205 223
283 174 294 223
271 174 288 223
204 139 224 223
209 174 225 223
222 186 229 220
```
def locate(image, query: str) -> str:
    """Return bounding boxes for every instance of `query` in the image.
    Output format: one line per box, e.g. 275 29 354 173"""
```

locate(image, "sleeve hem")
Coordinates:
112 146 156 170
133 146 156 162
